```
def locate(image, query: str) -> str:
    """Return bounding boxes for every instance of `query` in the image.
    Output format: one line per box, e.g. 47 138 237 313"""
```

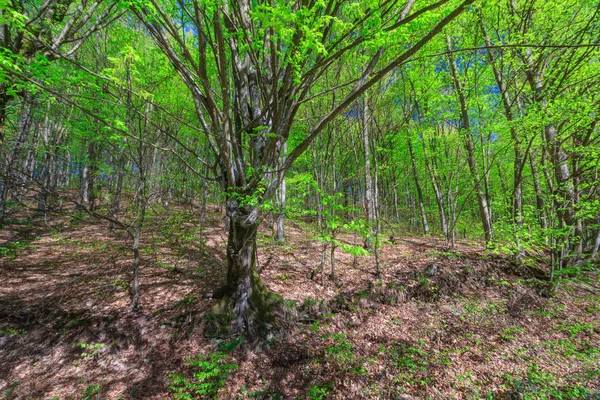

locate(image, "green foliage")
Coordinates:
556 322 595 338
0 241 30 260
381 340 429 373
501 327 526 341
160 210 204 254
505 364 599 400
0 327 27 336
306 381 333 400
82 384 101 400
73 342 105 361
324 333 354 363
323 332 369 375
168 351 238 399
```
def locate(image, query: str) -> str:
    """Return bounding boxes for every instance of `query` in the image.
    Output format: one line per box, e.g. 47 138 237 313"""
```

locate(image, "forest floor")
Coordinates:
1 204 599 399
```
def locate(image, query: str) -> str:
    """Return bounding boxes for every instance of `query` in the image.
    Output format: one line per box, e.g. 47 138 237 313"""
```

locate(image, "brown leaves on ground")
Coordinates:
0 207 599 399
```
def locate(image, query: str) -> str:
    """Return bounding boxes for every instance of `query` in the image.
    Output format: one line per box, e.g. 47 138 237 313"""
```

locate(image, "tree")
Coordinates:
126 0 476 337
0 0 121 220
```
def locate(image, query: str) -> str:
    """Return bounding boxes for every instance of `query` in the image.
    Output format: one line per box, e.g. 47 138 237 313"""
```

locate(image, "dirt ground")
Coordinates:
1 205 599 399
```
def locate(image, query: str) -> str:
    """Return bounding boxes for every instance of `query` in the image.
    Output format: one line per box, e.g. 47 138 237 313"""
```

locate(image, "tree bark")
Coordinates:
362 96 375 249
0 96 34 221
110 146 126 230
214 199 280 338
421 134 448 238
447 36 493 242
407 128 429 235
276 142 287 242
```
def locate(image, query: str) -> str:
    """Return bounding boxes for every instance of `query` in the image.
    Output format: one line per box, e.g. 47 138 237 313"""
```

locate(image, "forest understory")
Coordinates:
1 203 599 400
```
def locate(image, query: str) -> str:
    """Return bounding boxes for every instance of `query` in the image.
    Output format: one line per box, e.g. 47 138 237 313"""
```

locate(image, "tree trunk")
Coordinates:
479 17 525 255
87 141 98 212
407 128 429 235
131 196 145 311
78 161 89 209
276 142 287 242
529 151 548 231
0 95 34 220
211 200 280 338
421 133 448 238
312 140 323 230
111 146 126 230
373 143 382 278
330 239 336 281
362 96 375 249
523 49 575 266
447 36 493 242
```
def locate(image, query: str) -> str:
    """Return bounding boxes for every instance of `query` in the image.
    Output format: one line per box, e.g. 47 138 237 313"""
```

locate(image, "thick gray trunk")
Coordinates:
223 199 277 337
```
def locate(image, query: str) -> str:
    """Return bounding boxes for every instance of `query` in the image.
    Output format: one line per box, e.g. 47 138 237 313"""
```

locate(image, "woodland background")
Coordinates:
0 0 599 398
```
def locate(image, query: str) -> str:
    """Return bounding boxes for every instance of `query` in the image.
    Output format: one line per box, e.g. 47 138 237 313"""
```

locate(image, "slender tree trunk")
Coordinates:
87 141 98 212
131 194 145 311
131 146 147 311
0 96 34 220
529 151 547 231
111 146 126 230
373 135 382 278
407 128 429 235
479 17 525 255
312 140 323 230
391 169 400 223
276 142 287 242
112 60 132 229
421 135 448 238
362 96 375 249
447 36 493 242
78 164 89 208
330 238 336 281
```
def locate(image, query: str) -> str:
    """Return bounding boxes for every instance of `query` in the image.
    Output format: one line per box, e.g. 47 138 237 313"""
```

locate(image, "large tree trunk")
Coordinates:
210 200 281 338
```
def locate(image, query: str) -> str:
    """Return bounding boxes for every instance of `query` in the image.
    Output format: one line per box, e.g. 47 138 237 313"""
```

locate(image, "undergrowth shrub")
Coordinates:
168 350 238 399
306 381 333 400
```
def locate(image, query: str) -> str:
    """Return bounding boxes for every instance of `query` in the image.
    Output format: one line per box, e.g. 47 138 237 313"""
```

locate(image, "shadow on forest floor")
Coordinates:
1 204 599 399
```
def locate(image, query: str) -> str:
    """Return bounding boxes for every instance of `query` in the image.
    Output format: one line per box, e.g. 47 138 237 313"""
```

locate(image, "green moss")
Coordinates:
204 271 283 339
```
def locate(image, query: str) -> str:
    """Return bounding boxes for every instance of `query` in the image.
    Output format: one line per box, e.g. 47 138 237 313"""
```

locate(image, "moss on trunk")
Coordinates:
205 204 282 339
